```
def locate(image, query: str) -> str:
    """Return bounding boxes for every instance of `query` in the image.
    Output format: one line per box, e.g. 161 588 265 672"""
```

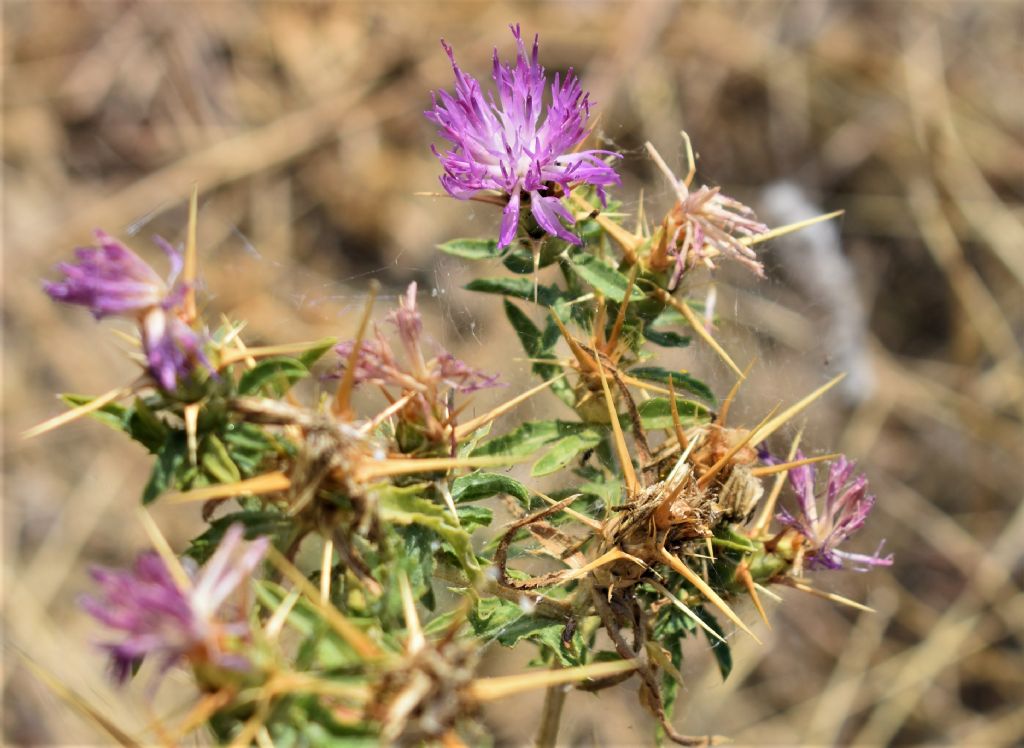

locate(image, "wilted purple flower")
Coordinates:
777 453 893 571
81 524 269 685
336 283 500 396
426 25 621 248
664 186 769 287
44 231 212 391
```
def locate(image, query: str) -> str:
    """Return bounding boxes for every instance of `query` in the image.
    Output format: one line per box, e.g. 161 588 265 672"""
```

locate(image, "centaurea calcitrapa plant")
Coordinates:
30 24 892 747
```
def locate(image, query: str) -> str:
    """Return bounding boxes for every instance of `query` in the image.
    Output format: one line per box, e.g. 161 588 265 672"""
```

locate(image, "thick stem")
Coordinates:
535 663 568 748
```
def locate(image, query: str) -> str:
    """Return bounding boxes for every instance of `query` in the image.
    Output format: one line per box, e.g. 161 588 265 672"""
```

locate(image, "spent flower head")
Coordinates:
44 231 212 391
426 24 620 248
80 524 269 684
777 453 893 571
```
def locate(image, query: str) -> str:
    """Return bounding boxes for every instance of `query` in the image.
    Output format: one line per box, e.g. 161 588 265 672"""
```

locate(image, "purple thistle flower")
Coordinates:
45 231 212 391
426 25 621 248
80 524 269 685
776 453 893 571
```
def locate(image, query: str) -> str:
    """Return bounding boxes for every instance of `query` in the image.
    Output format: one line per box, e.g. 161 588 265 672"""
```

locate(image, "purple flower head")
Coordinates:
44 231 176 318
426 25 621 248
81 524 269 685
776 453 893 571
45 231 213 391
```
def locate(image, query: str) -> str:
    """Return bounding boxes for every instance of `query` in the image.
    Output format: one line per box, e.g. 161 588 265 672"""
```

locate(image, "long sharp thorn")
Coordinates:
165 471 292 504
456 370 569 436
593 295 608 350
535 490 602 531
737 562 770 628
568 192 641 261
184 402 199 466
468 658 639 702
750 453 840 477
320 538 334 604
219 339 338 367
654 288 743 378
138 508 192 591
783 579 876 613
23 377 145 439
647 579 725 642
667 379 689 451
333 280 380 418
398 572 425 654
593 341 639 497
747 374 846 446
741 210 844 247
548 307 601 372
606 264 639 354
752 427 804 534
183 184 198 322
19 657 141 747
355 454 520 481
697 405 780 490
719 359 756 427
455 373 565 439
266 546 382 659
660 547 761 643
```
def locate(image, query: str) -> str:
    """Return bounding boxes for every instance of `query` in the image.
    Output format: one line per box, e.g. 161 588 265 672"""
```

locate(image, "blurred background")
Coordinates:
3 1 1022 745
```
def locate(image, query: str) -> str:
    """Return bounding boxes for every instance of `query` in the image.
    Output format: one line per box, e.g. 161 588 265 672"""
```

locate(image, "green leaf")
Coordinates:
223 422 278 476
127 397 168 452
437 237 502 260
471 599 583 666
471 420 600 460
531 432 603 477
465 277 564 307
628 366 716 404
643 328 692 348
186 511 292 564
567 250 644 302
200 433 242 484
297 338 339 369
238 356 311 396
60 393 129 433
254 581 366 669
451 472 531 504
456 505 493 531
142 435 188 504
637 397 712 430
501 239 563 274
503 300 574 406
377 485 480 576
696 608 732 681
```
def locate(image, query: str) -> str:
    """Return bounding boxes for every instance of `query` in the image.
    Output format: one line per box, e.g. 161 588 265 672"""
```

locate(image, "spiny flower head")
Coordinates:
777 453 893 571
80 524 269 684
44 231 211 391
426 24 621 248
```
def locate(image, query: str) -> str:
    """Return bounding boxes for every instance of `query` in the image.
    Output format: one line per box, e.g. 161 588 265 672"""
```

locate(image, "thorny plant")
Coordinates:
29 25 891 747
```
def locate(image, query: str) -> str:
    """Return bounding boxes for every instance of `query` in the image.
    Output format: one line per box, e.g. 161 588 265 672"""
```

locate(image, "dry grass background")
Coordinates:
3 1 1022 745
